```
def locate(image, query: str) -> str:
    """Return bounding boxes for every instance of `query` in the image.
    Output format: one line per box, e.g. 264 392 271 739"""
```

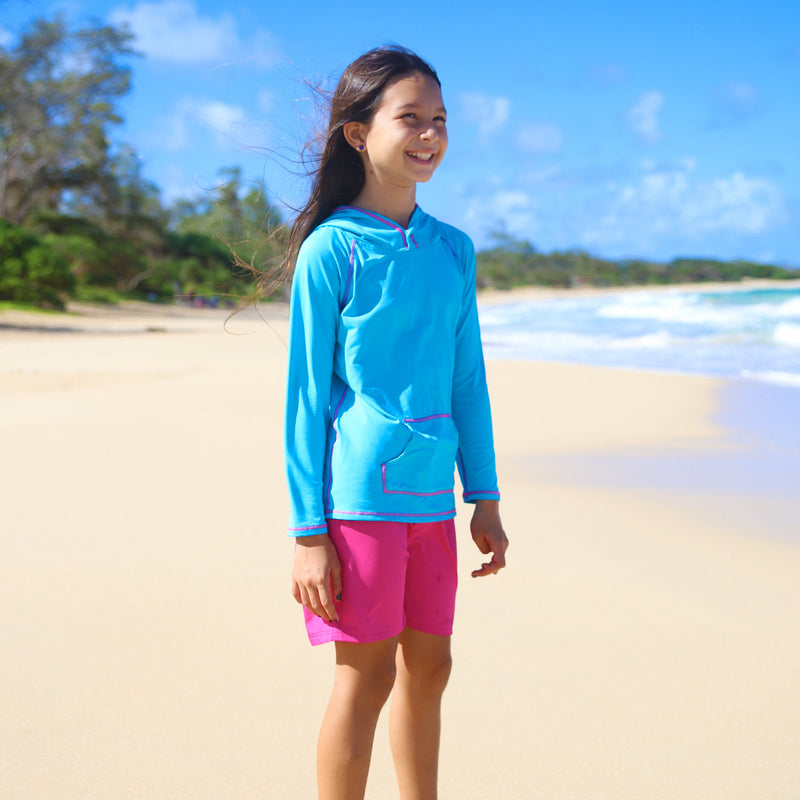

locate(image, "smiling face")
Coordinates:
353 72 448 197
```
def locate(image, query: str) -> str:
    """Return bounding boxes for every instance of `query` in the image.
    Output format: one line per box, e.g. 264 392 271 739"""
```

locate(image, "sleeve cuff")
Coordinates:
462 490 501 503
287 522 329 537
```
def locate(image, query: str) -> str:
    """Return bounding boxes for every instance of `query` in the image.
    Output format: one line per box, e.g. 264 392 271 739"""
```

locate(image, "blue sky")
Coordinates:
3 0 799 264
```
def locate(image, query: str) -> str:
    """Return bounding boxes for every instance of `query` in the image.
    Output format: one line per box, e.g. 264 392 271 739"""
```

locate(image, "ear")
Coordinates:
343 121 368 152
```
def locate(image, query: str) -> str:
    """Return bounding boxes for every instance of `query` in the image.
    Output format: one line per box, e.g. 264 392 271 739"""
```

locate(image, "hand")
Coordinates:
470 500 509 578
290 533 342 622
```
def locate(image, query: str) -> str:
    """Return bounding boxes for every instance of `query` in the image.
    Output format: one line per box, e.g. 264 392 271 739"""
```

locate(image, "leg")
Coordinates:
389 627 453 800
317 636 399 800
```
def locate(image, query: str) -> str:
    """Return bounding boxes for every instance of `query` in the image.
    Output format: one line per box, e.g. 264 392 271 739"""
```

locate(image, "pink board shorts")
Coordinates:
303 518 458 646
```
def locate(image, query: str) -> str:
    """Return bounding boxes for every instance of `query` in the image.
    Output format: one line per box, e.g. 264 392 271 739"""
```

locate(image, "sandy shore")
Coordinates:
476 277 800 306
2 300 799 799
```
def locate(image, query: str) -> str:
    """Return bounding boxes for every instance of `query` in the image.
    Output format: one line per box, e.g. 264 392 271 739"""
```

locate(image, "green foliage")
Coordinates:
74 285 122 304
0 218 75 308
476 231 799 290
171 167 286 272
0 17 289 310
0 16 136 224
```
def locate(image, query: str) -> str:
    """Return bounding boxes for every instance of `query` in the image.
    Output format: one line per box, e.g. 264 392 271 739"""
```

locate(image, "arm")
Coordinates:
285 231 345 618
450 235 501 503
284 231 341 534
448 234 507 575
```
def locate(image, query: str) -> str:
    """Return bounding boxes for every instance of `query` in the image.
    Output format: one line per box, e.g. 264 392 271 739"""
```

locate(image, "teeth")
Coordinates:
409 152 434 161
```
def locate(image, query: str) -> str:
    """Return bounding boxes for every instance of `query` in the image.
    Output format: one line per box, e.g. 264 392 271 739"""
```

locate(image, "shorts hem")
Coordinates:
404 620 454 637
307 622 405 647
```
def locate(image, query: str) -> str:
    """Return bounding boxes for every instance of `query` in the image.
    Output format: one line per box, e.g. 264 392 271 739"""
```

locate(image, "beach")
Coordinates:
2 297 799 799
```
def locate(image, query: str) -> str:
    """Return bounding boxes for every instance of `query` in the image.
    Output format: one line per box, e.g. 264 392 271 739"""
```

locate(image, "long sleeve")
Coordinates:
450 236 501 502
284 232 342 535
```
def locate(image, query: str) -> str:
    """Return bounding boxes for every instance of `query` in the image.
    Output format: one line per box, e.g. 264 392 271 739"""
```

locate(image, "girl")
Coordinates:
284 45 508 800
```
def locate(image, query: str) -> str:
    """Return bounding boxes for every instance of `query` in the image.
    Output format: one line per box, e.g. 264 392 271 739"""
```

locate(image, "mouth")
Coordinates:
407 151 435 163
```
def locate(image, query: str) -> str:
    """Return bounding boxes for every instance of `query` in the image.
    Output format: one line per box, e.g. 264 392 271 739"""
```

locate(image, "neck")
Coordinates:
350 183 417 228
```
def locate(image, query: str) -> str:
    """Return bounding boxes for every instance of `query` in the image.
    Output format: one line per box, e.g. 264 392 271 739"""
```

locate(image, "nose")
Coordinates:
419 124 437 142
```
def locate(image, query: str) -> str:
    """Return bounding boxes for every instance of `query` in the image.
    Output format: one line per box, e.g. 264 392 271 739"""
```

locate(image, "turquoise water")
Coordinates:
479 284 800 388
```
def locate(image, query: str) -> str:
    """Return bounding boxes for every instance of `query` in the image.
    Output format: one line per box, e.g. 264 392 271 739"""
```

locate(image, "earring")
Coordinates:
358 145 364 151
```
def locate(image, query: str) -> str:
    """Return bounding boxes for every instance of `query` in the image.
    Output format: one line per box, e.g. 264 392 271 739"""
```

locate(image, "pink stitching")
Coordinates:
334 205 408 249
289 524 328 531
327 508 456 518
457 449 467 491
463 490 500 498
381 464 453 497
439 231 458 264
324 386 349 512
402 413 451 423
342 238 355 306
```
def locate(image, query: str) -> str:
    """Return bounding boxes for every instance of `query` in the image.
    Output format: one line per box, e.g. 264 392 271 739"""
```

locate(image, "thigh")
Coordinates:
403 518 458 637
304 518 409 646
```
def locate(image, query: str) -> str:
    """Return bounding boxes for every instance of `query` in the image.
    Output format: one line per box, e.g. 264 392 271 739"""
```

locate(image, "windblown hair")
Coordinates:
255 46 440 299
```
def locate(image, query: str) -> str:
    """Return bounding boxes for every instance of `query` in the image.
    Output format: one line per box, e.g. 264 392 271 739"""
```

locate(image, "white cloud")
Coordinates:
158 98 253 152
0 25 13 47
463 181 537 237
194 101 247 147
109 0 277 66
516 122 563 154
582 162 784 251
460 92 511 139
626 91 664 144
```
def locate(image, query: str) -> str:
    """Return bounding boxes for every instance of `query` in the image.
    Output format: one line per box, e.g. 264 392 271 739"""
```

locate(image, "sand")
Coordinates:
1 298 798 799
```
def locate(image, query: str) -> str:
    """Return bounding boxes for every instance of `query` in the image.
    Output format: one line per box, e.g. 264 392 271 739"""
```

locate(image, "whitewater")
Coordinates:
479 284 800 389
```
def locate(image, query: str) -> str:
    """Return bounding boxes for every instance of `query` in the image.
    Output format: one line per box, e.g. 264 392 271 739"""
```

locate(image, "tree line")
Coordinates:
0 16 284 310
1 17 796 310
476 230 798 290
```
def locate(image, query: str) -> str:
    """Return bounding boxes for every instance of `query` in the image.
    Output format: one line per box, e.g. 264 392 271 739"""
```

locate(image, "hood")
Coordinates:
320 204 440 251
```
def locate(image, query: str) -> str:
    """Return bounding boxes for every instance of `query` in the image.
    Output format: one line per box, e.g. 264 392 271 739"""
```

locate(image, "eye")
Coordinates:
403 112 417 119
435 115 447 124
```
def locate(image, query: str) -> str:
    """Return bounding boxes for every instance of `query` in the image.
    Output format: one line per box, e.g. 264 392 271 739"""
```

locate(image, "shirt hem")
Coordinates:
325 508 457 523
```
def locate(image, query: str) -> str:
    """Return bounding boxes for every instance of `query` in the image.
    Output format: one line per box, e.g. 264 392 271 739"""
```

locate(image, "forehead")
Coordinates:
378 72 445 110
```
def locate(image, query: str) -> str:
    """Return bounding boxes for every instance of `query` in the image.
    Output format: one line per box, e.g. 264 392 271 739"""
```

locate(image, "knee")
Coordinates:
405 651 452 697
351 657 397 714
425 652 452 696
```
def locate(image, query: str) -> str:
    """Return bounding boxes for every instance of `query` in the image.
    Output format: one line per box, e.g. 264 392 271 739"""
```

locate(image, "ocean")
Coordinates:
479 284 800 389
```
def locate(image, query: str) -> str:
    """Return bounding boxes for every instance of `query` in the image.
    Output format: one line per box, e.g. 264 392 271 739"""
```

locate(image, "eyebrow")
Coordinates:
396 103 448 114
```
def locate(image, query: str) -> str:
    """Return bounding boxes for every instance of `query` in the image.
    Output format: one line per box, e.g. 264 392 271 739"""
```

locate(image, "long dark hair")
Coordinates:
246 45 440 302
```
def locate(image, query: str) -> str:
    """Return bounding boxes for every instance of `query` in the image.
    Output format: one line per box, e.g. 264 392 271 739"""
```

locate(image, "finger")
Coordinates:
472 534 492 555
313 582 338 622
331 565 343 604
297 583 315 614
471 554 505 578
291 580 302 604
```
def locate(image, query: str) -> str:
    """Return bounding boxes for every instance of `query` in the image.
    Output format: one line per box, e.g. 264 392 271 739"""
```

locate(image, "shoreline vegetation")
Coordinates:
2 211 798 314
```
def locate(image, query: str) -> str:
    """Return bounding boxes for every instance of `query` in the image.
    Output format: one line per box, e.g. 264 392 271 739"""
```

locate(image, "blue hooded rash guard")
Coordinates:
285 205 500 535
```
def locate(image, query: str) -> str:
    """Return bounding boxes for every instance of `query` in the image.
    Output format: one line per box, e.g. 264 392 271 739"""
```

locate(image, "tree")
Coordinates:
169 167 286 297
0 218 75 308
0 16 136 224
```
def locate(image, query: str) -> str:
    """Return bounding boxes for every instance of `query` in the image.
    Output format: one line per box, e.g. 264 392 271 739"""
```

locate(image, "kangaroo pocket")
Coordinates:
382 415 458 497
